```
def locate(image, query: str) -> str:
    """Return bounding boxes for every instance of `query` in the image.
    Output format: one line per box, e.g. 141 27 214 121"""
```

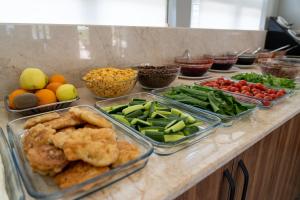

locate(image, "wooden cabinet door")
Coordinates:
233 114 300 200
232 127 281 200
175 162 235 200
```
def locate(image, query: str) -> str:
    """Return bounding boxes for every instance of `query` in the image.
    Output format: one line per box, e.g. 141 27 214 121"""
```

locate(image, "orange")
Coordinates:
8 89 28 108
35 89 57 105
46 82 63 93
49 74 66 84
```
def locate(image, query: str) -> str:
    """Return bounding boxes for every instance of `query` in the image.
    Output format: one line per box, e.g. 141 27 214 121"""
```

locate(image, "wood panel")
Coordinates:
270 113 300 200
233 113 300 200
232 127 281 200
175 162 234 200
175 114 300 200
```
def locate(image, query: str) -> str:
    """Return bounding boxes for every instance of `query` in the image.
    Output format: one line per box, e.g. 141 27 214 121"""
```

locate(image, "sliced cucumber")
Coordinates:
143 101 152 110
164 134 185 142
165 120 186 133
111 114 130 126
145 131 165 142
129 99 146 105
102 106 112 112
180 112 196 123
183 126 199 136
122 105 144 115
147 118 173 126
131 118 151 126
140 127 164 134
125 109 144 118
187 121 204 127
165 120 178 129
171 108 183 116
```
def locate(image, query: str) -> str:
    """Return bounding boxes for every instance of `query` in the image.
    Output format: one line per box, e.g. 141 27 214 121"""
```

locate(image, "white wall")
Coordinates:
278 0 300 29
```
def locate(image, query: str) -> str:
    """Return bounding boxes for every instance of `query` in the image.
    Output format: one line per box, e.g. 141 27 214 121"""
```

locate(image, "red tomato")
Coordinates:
278 89 286 94
241 86 250 92
264 96 272 101
239 80 247 86
262 100 271 107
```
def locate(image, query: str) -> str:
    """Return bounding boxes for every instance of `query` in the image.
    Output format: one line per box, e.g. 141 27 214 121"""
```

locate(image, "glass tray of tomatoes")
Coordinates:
196 77 294 108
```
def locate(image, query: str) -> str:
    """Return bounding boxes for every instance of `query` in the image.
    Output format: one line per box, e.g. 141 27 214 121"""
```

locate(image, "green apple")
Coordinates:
56 84 78 101
19 68 48 90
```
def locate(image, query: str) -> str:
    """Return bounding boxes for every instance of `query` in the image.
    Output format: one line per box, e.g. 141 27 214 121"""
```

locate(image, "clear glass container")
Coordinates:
196 77 294 108
4 96 80 116
0 128 25 200
96 92 221 155
6 105 153 200
152 87 260 126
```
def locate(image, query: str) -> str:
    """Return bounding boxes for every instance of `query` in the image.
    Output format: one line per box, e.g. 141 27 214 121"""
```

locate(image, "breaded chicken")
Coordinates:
24 112 60 129
26 144 69 176
84 124 99 129
69 107 112 128
63 128 119 167
51 127 77 149
54 161 109 189
23 124 56 153
112 141 140 168
43 112 83 130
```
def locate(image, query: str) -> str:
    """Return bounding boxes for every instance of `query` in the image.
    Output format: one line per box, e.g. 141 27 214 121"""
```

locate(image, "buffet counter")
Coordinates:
1 68 300 200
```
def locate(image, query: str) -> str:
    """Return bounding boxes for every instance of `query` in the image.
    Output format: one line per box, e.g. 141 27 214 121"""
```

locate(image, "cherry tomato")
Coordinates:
241 86 250 92
278 89 286 94
262 100 271 107
239 80 247 86
264 96 272 101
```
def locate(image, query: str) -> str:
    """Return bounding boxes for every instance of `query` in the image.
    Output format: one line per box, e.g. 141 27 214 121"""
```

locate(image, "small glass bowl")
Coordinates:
180 63 212 76
205 54 238 70
175 56 213 64
237 53 257 65
259 59 300 79
136 65 180 89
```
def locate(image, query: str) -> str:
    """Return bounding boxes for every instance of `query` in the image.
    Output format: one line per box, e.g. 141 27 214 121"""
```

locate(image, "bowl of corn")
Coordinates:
82 67 137 98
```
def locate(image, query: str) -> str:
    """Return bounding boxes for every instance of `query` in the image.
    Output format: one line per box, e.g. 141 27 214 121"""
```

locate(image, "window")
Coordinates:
191 0 265 30
0 0 167 27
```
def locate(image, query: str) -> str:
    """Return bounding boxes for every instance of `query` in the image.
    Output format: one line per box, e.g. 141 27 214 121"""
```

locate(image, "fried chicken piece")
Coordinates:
58 127 76 133
26 144 69 176
112 141 140 168
54 161 109 189
23 124 56 153
24 112 60 129
69 107 112 128
84 124 99 129
63 128 119 167
43 113 83 130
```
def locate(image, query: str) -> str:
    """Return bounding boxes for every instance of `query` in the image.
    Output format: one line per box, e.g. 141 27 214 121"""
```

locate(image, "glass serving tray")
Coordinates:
230 75 300 90
152 86 260 126
195 77 294 108
95 92 222 155
4 96 80 116
6 105 153 200
0 128 25 200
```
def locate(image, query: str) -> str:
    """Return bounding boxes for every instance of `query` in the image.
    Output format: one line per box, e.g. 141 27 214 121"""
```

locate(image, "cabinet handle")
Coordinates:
238 160 249 200
224 169 235 200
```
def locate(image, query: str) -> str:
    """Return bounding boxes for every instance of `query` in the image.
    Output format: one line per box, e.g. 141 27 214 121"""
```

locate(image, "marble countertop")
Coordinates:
1 68 300 200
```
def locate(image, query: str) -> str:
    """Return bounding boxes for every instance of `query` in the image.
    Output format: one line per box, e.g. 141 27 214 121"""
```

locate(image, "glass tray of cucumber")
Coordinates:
96 93 221 155
152 84 261 125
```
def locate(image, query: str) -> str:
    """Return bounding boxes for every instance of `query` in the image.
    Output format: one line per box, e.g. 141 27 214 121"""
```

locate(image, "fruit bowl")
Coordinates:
82 67 137 98
4 96 80 116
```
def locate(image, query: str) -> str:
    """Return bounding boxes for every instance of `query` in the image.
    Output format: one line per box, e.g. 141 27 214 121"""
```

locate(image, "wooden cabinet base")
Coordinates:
176 114 300 200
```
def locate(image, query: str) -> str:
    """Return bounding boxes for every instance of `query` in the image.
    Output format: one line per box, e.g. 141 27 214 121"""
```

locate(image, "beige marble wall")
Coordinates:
0 24 266 97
